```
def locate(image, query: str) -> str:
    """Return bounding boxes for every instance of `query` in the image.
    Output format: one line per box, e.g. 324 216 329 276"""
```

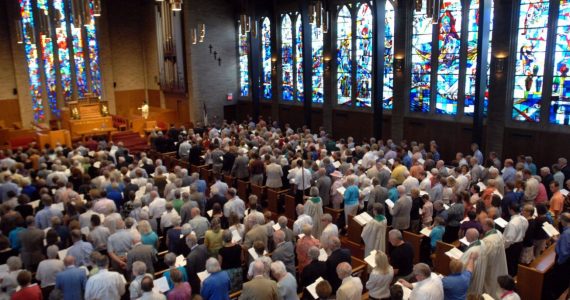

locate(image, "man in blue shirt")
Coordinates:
550 212 570 299
34 195 63 229
55 256 87 300
442 252 478 300
201 258 231 300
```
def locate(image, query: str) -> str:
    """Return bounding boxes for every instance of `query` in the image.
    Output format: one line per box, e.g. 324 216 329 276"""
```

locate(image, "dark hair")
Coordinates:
141 276 154 292
170 268 183 283
91 214 101 226
509 202 520 213
315 280 332 299
467 210 476 220
16 270 32 287
389 284 404 300
497 275 516 291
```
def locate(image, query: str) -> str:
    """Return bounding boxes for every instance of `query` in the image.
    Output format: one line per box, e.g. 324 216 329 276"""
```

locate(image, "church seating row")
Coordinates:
111 131 150 154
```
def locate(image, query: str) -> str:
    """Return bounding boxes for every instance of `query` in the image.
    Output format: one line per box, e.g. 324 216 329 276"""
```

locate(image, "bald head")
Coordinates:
465 228 479 243
63 256 76 267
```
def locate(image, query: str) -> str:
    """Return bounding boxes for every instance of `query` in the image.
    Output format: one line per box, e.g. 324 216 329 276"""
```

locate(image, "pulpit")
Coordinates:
61 101 115 140
36 130 72 148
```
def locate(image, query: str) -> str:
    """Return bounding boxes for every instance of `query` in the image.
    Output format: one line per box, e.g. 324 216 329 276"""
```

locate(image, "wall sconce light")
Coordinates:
495 54 507 74
395 56 404 72
324 55 331 71
271 56 278 71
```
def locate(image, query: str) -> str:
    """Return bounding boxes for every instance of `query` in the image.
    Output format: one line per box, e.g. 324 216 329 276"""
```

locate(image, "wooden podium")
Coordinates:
61 102 114 140
36 130 72 148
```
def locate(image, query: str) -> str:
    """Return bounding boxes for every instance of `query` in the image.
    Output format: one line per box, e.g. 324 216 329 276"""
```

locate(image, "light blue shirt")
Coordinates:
85 269 126 300
55 266 87 300
35 206 63 229
67 240 94 267
556 226 570 264
344 185 360 206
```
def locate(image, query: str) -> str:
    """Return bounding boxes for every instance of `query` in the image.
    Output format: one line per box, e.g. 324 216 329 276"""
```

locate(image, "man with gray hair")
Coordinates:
127 233 156 278
336 262 363 300
389 185 412 230
320 213 338 250
160 202 180 232
239 260 279 300
293 204 312 236
188 207 209 241
271 230 295 275
325 236 351 293
85 254 126 300
276 216 295 243
128 261 152 300
271 261 298 300
36 245 65 291
185 233 208 294
202 257 232 299
388 229 414 279
300 246 327 289
398 263 443 300
224 188 245 219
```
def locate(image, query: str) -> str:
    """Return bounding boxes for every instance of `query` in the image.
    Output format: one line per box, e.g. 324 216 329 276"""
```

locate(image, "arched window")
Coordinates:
337 5 352 105
384 1 395 110
281 14 294 101
296 16 304 102
261 17 272 99
550 0 570 125
356 3 373 107
238 24 250 97
411 2 433 112
436 0 462 115
311 17 324 103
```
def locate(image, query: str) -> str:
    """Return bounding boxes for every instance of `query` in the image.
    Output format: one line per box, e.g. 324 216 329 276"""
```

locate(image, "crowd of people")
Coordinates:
0 116 568 300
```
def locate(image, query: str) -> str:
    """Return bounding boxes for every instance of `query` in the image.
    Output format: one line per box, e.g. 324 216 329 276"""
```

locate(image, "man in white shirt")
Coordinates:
148 191 167 219
36 245 65 289
293 204 312 236
503 203 529 276
290 160 312 203
85 255 126 300
211 177 229 198
160 202 180 231
138 276 166 300
399 263 443 300
320 213 339 250
336 262 363 300
223 188 245 219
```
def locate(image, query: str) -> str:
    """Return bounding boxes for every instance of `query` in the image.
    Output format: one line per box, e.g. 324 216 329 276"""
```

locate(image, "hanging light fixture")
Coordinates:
40 9 51 38
15 20 24 44
199 24 206 38
191 28 197 44
432 0 441 24
322 9 329 33
71 0 82 27
308 3 315 24
82 0 92 27
426 0 434 18
93 0 101 17
251 20 257 38
171 0 182 11
53 10 62 28
415 0 422 12
315 1 322 28
245 16 251 33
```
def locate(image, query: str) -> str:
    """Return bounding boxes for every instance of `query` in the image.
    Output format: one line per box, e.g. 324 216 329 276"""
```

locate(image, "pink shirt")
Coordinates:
535 183 548 204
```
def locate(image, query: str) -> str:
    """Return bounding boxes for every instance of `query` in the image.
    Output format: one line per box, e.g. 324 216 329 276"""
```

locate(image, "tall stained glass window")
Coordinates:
295 16 304 102
261 17 272 99
18 0 102 121
311 20 324 103
550 0 570 125
436 0 462 115
19 0 45 121
464 0 494 116
411 2 432 112
384 1 395 110
337 6 352 105
356 3 373 107
238 24 249 97
282 15 294 101
513 0 550 122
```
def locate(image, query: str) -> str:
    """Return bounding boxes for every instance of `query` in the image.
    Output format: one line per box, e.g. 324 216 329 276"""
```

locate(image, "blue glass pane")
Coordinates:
311 22 324 104
436 0 462 115
384 1 395 110
550 0 570 124
261 18 272 99
411 3 432 112
296 16 304 102
337 6 352 105
282 15 293 101
239 24 249 97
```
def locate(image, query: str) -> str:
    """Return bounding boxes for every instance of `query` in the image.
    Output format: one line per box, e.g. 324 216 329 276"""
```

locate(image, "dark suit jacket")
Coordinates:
19 227 45 269
186 244 208 294
300 260 326 289
325 248 352 293
189 146 202 166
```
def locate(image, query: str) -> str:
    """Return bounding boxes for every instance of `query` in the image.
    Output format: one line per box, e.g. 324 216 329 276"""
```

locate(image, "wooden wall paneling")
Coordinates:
164 93 189 126
278 105 305 129
114 90 146 117
331 110 373 142
147 90 161 107
0 99 22 128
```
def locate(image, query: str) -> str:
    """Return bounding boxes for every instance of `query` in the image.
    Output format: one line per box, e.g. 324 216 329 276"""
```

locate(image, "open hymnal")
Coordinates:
394 282 412 300
542 222 560 237
353 212 373 226
385 199 395 209
207 210 213 217
364 250 377 268
272 223 281 231
333 161 341 169
419 227 432 237
561 189 570 197
154 276 170 293
494 217 508 228
306 277 325 299
231 229 242 243
248 247 267 260
445 247 464 260
459 237 470 246
58 247 69 260
175 255 186 267
197 270 210 282
318 248 328 262
336 186 346 195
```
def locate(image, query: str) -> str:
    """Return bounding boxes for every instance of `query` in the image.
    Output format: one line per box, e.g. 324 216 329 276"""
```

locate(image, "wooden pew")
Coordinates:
324 207 344 224
250 184 266 203
347 214 364 245
433 241 455 276
224 175 236 188
402 231 423 264
284 194 297 220
237 180 250 200
200 167 212 185
266 188 289 214
517 244 557 300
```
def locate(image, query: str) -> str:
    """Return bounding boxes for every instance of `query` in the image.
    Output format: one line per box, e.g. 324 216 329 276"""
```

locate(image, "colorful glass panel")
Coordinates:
311 19 324 103
384 1 395 110
295 16 304 102
513 0 550 122
356 3 373 107
53 0 72 101
37 0 59 117
550 0 570 124
19 0 45 121
411 2 432 112
86 1 102 97
261 17 272 100
70 13 87 97
238 24 249 97
436 0 462 115
337 5 352 106
282 15 294 101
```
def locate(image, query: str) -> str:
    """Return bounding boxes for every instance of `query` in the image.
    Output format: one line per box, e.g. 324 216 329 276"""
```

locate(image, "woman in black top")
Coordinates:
218 229 243 293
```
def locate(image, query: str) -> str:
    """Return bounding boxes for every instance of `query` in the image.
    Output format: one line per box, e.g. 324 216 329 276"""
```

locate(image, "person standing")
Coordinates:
55 256 88 300
361 203 387 257
503 203 528 276
481 218 508 298
85 254 126 300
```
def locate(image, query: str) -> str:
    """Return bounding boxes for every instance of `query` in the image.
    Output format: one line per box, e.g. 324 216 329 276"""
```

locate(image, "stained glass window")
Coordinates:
238 24 249 97
355 4 373 107
436 0 462 115
37 0 59 117
411 2 433 112
550 0 570 125
384 1 395 110
282 15 294 101
19 0 45 121
295 16 304 102
86 0 102 97
311 19 324 103
70 12 88 98
337 5 352 106
513 0 550 122
261 17 272 100
53 0 72 101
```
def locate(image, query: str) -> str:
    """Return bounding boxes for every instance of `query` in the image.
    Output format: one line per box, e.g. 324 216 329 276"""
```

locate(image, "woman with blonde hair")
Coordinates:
204 217 223 256
138 220 159 250
365 251 394 300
